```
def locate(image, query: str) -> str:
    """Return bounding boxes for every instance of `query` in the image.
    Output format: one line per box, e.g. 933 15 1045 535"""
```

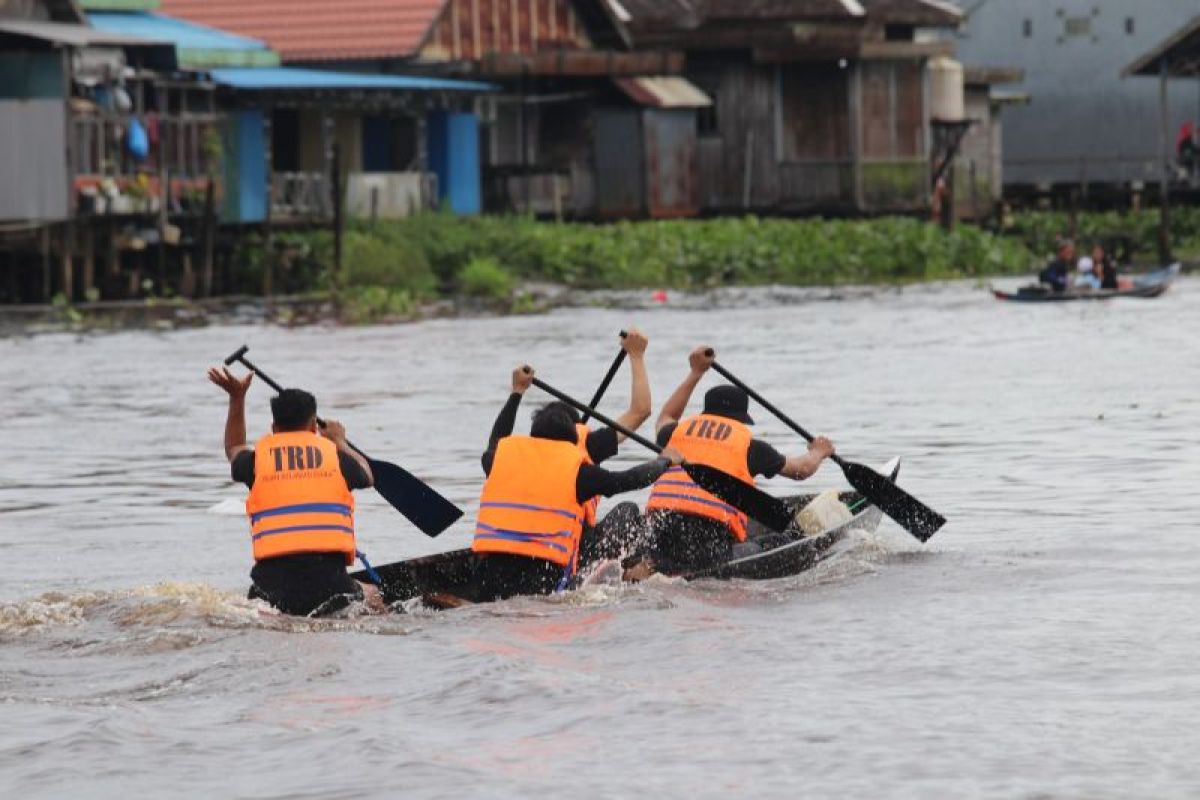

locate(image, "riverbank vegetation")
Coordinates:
224 209 1198 323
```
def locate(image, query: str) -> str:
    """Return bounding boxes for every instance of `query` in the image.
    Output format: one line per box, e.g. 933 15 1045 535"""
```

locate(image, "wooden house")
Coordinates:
0 0 219 302
955 65 1026 220
603 0 966 214
157 0 973 219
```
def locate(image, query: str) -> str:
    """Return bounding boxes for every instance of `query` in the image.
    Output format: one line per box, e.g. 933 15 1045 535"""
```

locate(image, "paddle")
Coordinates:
581 331 628 424
707 356 946 542
223 345 464 538
529 373 794 533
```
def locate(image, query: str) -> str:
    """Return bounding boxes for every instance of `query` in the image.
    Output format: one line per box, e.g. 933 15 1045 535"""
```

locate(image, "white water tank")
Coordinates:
929 57 965 122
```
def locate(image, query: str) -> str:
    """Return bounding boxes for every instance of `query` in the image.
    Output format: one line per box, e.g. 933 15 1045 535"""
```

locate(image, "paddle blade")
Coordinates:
682 463 794 533
839 460 945 541
368 459 464 538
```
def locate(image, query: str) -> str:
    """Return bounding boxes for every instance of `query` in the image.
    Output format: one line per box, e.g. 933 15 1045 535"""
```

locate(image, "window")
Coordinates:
1022 19 1032 38
1064 17 1091 37
271 108 300 172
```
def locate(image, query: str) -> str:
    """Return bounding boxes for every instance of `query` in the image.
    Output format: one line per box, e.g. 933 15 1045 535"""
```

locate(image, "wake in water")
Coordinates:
0 582 422 645
0 525 930 645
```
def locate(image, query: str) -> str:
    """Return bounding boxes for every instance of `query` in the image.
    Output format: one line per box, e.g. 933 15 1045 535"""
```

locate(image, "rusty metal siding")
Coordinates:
643 109 699 217
594 108 644 218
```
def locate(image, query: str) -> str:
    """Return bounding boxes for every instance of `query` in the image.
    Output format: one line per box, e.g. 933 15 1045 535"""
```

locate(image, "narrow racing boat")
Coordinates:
991 263 1180 303
351 459 902 606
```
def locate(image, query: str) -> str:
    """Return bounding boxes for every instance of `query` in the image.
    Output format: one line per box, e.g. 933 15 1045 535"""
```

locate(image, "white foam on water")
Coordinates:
205 496 246 515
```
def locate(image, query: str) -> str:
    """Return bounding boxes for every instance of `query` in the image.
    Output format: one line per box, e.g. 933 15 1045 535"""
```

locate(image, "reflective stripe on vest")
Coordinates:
576 423 599 528
472 436 586 568
245 431 356 564
645 413 753 541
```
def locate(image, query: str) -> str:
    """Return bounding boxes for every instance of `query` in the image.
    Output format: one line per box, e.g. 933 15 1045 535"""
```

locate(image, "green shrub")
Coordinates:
338 286 417 324
459 256 515 298
341 231 436 297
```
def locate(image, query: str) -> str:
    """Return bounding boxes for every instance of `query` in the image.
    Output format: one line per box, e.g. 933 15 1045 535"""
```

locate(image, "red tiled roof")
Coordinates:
159 0 447 62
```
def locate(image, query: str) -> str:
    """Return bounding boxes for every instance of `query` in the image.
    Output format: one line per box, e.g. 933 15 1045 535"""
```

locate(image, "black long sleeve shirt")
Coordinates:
481 392 669 503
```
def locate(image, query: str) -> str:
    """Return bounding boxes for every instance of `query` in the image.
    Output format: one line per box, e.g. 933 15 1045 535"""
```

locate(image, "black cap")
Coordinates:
702 385 754 425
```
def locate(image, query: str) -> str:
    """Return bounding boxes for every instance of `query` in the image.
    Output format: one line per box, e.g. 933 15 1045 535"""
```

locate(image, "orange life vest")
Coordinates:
645 413 753 541
245 431 356 564
576 422 599 528
472 436 586 568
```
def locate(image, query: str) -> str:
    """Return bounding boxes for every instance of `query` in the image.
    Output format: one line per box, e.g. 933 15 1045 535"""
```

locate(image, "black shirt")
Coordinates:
656 421 787 478
481 392 669 503
231 448 372 490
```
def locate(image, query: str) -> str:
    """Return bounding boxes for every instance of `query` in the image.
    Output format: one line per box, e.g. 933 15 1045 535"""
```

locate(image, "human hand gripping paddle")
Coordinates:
223 345 464 538
528 371 796 533
706 355 946 541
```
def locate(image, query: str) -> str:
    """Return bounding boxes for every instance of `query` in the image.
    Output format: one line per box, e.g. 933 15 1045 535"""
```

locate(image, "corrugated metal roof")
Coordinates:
159 0 446 62
86 11 280 67
1123 15 1200 78
0 18 169 48
614 76 712 108
857 0 962 26
209 66 493 92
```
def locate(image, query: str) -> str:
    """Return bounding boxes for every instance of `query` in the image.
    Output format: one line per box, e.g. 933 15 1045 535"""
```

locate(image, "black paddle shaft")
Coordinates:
225 346 369 453
707 355 841 465
531 374 659 453
222 345 464 537
706 354 946 541
530 373 794 532
581 330 628 424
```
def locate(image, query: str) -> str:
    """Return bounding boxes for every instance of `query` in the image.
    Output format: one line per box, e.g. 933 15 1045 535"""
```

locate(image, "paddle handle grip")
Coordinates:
224 345 365 455
582 330 628 423
224 344 249 366
530 373 663 456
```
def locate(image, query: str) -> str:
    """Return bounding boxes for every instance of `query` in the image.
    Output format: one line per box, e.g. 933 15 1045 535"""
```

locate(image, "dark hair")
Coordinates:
270 388 318 431
530 401 580 443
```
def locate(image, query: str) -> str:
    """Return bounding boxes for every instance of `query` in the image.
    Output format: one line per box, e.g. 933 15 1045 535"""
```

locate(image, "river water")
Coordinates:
2 278 1199 799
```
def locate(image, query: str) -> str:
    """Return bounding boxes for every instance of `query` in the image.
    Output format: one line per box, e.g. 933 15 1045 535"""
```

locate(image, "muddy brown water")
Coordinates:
2 279 1200 798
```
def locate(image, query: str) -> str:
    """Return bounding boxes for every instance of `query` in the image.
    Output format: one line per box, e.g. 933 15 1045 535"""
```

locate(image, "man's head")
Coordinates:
702 385 754 425
270 388 318 432
530 401 581 443
1057 238 1076 261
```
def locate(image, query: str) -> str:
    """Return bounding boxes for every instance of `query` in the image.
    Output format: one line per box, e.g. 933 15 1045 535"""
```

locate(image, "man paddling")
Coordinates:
643 346 836 574
208 367 383 616
482 328 653 566
472 364 683 601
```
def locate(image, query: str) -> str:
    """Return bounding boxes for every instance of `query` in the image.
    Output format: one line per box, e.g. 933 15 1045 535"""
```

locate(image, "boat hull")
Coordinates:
352 458 901 605
991 263 1180 303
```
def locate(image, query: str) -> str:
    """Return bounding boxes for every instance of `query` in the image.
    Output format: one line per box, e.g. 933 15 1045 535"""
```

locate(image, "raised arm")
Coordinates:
207 366 253 462
482 365 534 474
613 328 651 441
777 437 836 481
655 345 715 432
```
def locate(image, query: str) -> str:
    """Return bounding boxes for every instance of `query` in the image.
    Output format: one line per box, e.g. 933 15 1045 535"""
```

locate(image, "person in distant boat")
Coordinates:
481 328 654 569
1093 243 1119 290
1039 239 1075 292
472 364 683 602
640 346 836 575
208 367 383 617
1074 255 1100 290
